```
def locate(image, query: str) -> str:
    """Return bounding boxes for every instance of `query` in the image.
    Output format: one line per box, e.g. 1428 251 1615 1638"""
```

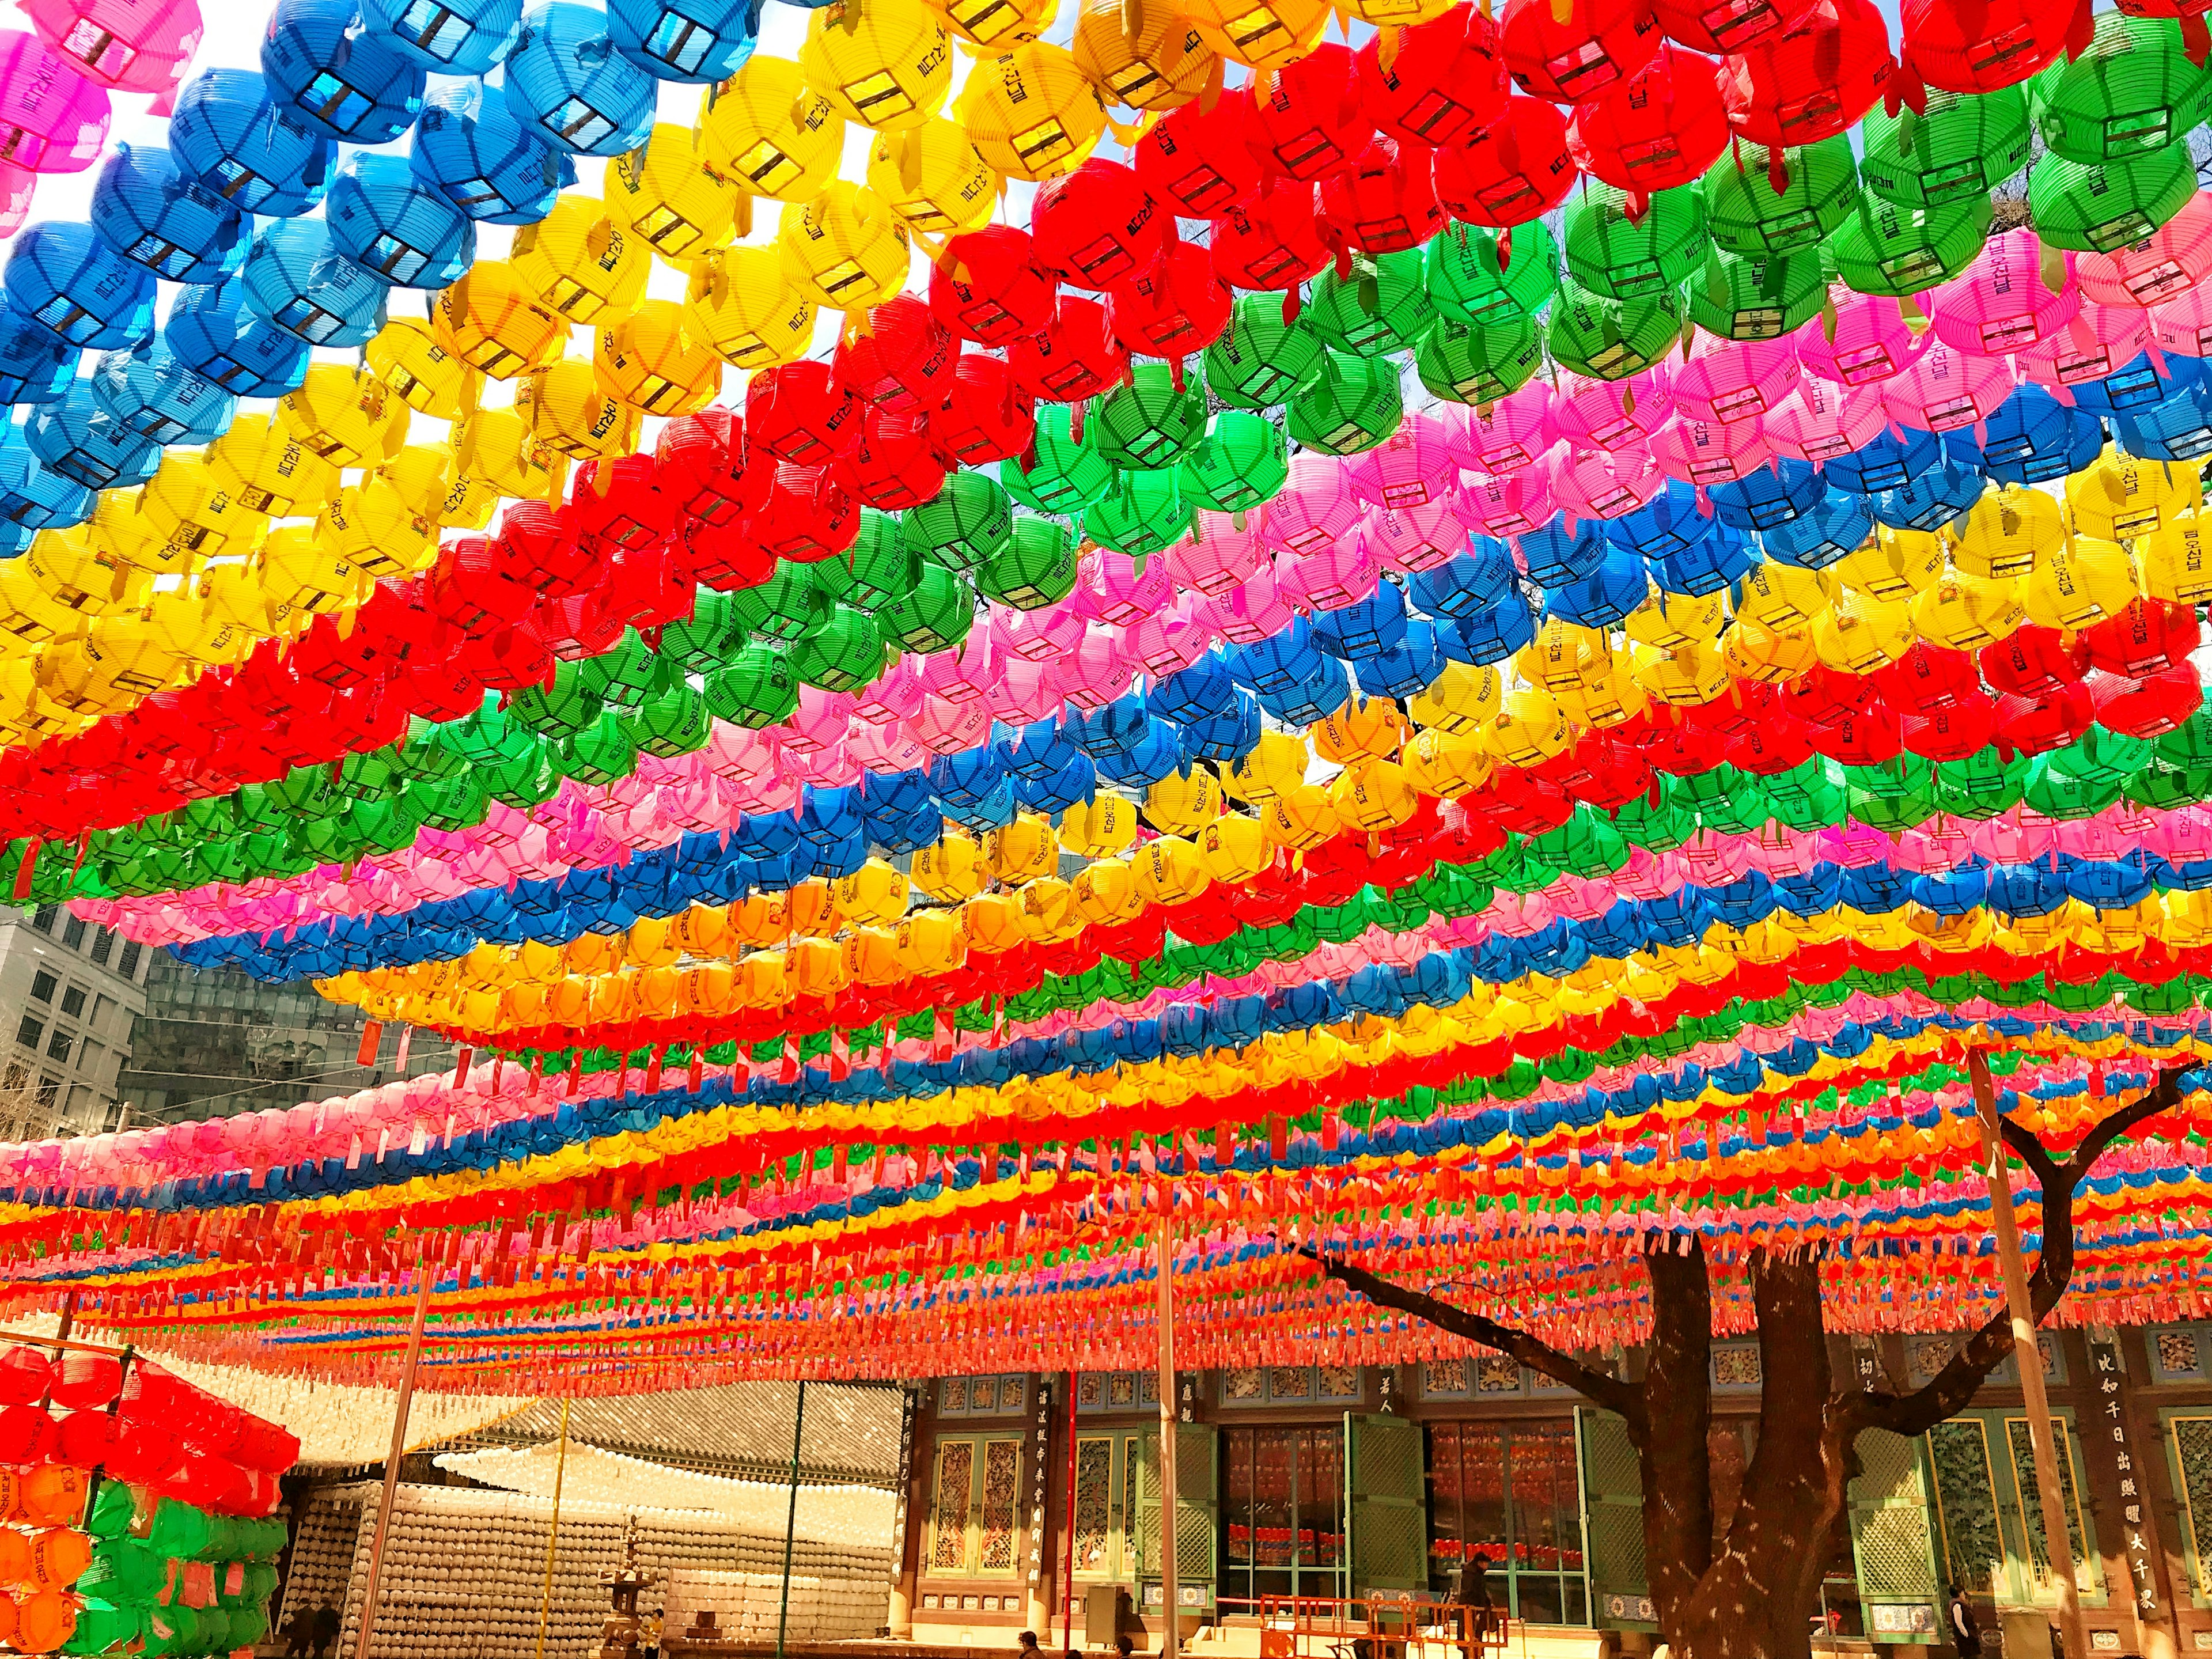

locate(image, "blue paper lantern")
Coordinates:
360 0 522 73
1409 539 1517 617
170 69 336 217
0 316 77 407
1445 589 1536 664
1759 490 1872 569
0 428 94 531
1605 479 1713 560
239 219 387 348
1543 543 1646 628
1707 455 1826 531
166 275 316 395
1652 527 1755 596
325 151 475 287
410 81 574 224
90 342 236 445
1869 461 1986 533
88 143 246 284
1824 423 1943 494
26 380 161 491
262 0 430 144
2113 378 2212 461
1353 619 1444 698
1512 519 1607 587
1949 384 2105 484
607 0 758 82
502 3 657 158
3 222 156 349
2070 350 2203 418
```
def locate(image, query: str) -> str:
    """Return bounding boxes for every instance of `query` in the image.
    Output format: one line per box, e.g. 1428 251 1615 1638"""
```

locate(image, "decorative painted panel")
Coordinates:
979 1439 1021 1572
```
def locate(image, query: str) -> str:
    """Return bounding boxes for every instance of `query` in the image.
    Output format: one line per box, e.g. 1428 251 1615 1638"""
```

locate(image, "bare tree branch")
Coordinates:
1855 1065 2190 1438
1300 1244 1639 1420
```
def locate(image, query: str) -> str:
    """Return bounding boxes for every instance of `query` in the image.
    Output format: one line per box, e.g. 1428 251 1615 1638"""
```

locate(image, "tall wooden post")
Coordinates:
531 1400 571 1659
1968 1049 2086 1659
1062 1367 1080 1651
1155 1217 1179 1659
353 1251 434 1659
775 1381 808 1659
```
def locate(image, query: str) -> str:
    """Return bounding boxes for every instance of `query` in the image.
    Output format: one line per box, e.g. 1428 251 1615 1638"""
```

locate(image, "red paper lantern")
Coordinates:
2081 597 2198 677
431 536 536 632
2090 665 2203 737
498 499 601 597
1010 295 1132 401
1871 641 1980 714
930 351 1038 464
1994 683 2094 754
1652 0 1812 54
1357 4 1510 150
683 517 777 591
1804 703 1903 766
1431 97 1577 225
1318 135 1444 254
928 226 1059 347
832 404 948 510
746 361 862 465
2114 0 2211 69
567 454 672 553
1108 239 1233 359
1502 0 1664 103
0 1350 50 1408
1030 158 1169 290
1980 626 2089 698
1719 0 1897 147
1898 695 1997 762
1245 41 1371 181
1567 43 1729 195
654 407 758 528
747 461 860 563
1900 0 2075 94
831 293 955 412
1135 93 1266 219
1210 178 1332 290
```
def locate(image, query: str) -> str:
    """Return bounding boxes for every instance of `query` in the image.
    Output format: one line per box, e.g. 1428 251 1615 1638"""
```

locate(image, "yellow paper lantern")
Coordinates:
103 463 262 572
596 298 723 416
315 476 441 580
1327 758 1416 831
1225 729 1308 801
1734 560 1832 629
259 523 374 616
1403 726 1488 796
1630 640 1730 706
865 120 1000 236
778 184 913 310
2138 515 2212 604
512 197 650 323
1408 661 1501 733
925 0 1056 49
277 363 409 468
683 245 819 372
1520 617 1615 693
607 122 744 260
2066 446 2199 542
1073 857 1142 925
2024 534 2138 628
952 41 1105 181
206 415 343 518
1480 686 1568 767
457 405 574 503
1834 526 1943 600
1130 834 1210 904
1312 697 1406 763
701 58 847 200
836 857 911 926
912 829 988 900
1621 588 1725 652
990 812 1062 881
1017 875 1082 941
365 317 481 422
433 262 569 378
1911 571 2025 650
516 359 641 461
1071 0 1215 109
963 890 1028 953
1183 0 1328 68
377 446 459 527
1722 618 1820 681
800 0 953 130
1144 765 1223 833
1198 812 1269 884
1950 483 2061 579
1262 781 1339 849
1059 791 1138 858
895 908 968 974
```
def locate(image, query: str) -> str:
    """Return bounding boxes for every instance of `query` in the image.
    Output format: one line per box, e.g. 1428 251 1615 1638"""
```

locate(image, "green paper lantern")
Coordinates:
1546 275 1685 380
627 680 711 758
1425 219 1558 325
1844 757 1934 834
790 604 889 692
2031 10 2212 164
1305 248 1437 356
1284 349 1403 456
478 745 560 809
1827 190 1993 297
1859 85 2031 209
1563 181 1707 300
658 588 737 672
705 640 800 728
1202 291 1325 410
1000 404 1113 513
904 472 1014 571
1697 135 1859 256
573 627 662 707
1176 409 1287 513
1084 467 1193 556
1415 312 1543 403
876 560 978 650
508 659 604 739
414 771 488 832
978 514 1077 609
818 509 922 611
1686 247 1823 340
558 710 639 787
1085 362 1209 469
2028 143 2196 253
728 563 833 641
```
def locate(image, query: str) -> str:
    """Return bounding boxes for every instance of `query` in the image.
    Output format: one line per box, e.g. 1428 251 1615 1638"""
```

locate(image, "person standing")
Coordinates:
1946 1584 1982 1659
310 1599 342 1659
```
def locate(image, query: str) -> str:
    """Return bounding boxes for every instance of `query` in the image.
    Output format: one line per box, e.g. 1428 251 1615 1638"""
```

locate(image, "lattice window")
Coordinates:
1073 1437 1113 1573
2158 1329 2205 1379
925 1434 1024 1577
1712 1346 1763 1389
979 1441 1020 1571
2167 1415 2212 1597
1318 1365 1361 1401
1928 1418 2005 1598
1226 1368 1263 1402
930 1440 974 1573
2006 1416 2098 1594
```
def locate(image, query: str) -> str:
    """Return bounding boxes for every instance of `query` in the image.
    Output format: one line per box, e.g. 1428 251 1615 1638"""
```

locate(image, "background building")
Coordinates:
0 901 151 1135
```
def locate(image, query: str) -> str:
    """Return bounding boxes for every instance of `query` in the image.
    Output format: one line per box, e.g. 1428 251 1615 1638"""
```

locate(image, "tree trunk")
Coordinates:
1646 1253 1855 1659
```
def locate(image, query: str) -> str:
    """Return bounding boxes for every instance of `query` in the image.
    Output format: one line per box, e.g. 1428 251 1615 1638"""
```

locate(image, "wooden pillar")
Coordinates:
1156 1215 1179 1659
1969 1049 2086 1659
352 1252 434 1659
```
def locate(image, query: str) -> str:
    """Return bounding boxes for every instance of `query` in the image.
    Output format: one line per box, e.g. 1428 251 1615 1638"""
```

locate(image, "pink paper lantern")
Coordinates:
1878 342 2014 433
0 32 108 172
1796 287 1930 386
1278 532 1381 611
1359 494 1474 570
1343 411 1458 509
2078 191 2212 309
1670 331 1801 424
1439 381 1555 472
1649 414 1771 486
1205 563 1298 643
1257 452 1362 556
1164 509 1266 597
1928 230 2080 356
20 0 200 94
1761 377 1887 464
1551 365 1674 449
2012 304 2153 392
1552 444 1662 520
1457 462 1556 537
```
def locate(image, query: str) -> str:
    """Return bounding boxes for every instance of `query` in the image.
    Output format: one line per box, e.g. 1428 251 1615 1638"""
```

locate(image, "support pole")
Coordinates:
775 1381 808 1659
1155 1216 1179 1659
531 1399 571 1659
1062 1368 1080 1653
52 1289 75 1346
1968 1049 2085 1659
353 1249 434 1659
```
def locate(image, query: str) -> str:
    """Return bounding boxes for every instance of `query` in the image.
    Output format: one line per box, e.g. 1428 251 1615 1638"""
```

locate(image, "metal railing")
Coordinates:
1249 1596 1512 1659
